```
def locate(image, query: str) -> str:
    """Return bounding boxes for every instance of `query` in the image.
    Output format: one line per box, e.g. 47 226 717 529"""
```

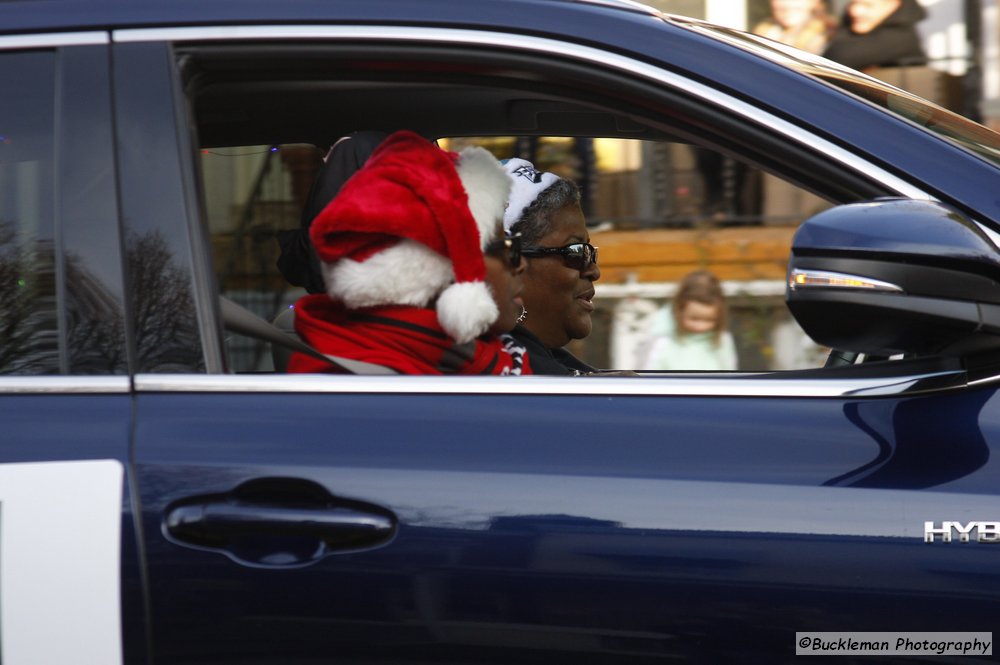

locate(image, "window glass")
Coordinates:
115 42 206 373
60 45 128 375
200 135 831 373
202 144 316 372
185 45 848 375
443 136 831 371
0 51 59 375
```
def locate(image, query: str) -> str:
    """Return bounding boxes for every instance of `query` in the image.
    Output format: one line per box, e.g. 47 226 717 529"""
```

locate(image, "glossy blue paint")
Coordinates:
788 199 1000 354
0 395 131 463
134 388 1000 662
3 1 1000 660
793 199 1000 266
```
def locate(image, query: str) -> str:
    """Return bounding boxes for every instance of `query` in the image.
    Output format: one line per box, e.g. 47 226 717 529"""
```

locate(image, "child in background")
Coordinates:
640 270 738 371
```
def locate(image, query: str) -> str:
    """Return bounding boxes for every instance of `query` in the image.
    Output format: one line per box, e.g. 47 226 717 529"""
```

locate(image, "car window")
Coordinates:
201 144 310 372
201 135 832 373
0 51 62 375
0 46 131 377
180 40 903 375
115 41 207 374
442 136 832 371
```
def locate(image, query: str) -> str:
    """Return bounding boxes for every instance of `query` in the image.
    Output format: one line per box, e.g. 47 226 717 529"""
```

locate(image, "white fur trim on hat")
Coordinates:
437 281 499 344
502 158 559 232
323 240 454 309
454 145 512 249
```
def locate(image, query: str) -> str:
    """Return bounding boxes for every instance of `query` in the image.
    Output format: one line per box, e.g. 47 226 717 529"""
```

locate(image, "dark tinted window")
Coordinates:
60 45 128 374
115 42 207 373
0 50 59 374
0 46 129 376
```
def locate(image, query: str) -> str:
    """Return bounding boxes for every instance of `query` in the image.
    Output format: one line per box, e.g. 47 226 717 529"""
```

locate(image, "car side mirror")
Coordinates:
785 198 1000 357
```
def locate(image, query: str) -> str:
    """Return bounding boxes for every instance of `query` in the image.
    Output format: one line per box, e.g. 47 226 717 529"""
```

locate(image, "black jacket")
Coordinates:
823 0 927 70
511 325 596 376
276 130 388 293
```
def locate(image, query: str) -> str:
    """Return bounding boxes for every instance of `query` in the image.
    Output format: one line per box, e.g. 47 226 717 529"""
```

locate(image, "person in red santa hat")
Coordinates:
287 130 532 375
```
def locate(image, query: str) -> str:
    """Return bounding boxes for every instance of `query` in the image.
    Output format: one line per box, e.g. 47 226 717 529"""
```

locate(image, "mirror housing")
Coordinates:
786 198 1000 357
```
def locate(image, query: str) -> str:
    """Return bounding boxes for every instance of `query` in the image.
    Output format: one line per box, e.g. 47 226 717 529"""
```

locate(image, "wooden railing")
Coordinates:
591 225 797 284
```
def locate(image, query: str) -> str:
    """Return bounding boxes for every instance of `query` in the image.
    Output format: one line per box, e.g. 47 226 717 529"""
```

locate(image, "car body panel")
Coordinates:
2 1 1000 662
134 386 1000 661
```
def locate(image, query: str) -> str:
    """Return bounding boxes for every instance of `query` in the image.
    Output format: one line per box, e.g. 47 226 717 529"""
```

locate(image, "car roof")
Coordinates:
0 0 770 151
0 0 662 35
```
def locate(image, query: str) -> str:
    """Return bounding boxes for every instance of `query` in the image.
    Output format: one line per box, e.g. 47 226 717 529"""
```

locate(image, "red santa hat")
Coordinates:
309 130 511 344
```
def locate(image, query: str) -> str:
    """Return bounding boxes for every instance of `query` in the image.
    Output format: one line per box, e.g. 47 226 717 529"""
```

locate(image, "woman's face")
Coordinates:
520 203 600 348
771 0 818 29
678 300 720 334
483 232 526 336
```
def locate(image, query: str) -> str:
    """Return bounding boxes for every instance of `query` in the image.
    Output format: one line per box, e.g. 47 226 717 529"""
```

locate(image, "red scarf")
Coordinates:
287 294 532 375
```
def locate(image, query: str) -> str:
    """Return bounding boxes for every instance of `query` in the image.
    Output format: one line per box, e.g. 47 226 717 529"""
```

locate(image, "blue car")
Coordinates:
2 0 1000 662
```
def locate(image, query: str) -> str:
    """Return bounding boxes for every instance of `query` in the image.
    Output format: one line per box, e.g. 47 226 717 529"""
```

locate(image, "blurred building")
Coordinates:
648 0 996 125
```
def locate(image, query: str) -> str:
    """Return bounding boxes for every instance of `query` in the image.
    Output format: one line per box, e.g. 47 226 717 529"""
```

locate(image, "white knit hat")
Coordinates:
501 158 559 232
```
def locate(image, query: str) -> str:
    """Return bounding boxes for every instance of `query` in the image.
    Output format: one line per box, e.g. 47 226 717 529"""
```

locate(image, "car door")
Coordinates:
125 21 1000 664
0 36 149 664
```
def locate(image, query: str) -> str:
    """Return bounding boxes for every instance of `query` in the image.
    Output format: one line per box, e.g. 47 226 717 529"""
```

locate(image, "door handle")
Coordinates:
163 478 397 566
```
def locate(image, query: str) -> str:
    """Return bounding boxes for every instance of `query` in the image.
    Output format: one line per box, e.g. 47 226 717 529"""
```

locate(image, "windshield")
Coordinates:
672 17 1000 168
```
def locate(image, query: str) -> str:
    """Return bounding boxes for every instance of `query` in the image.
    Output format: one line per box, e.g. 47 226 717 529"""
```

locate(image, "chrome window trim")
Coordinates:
113 25 930 201
135 369 971 398
0 31 109 50
982 225 1000 250
0 376 130 394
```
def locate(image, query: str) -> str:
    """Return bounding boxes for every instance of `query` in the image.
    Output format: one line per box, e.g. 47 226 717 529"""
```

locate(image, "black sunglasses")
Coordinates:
521 242 598 272
484 233 523 269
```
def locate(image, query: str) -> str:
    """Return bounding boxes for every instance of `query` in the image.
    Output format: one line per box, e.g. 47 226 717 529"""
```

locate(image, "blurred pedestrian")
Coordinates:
822 0 927 70
753 0 836 54
640 270 737 371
